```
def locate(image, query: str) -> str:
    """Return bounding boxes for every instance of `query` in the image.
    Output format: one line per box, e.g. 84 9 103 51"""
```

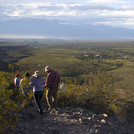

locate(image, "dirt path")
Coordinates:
9 104 134 134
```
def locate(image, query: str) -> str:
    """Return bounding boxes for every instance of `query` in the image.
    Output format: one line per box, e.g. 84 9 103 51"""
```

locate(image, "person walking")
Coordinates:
44 66 60 112
60 82 67 92
20 72 31 96
30 71 45 115
14 74 20 95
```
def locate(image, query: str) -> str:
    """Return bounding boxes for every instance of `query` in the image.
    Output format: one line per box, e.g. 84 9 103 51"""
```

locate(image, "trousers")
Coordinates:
33 90 44 113
46 88 58 109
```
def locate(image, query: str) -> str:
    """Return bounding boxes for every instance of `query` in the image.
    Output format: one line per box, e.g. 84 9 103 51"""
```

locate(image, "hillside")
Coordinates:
0 40 134 133
9 104 134 134
1 40 134 101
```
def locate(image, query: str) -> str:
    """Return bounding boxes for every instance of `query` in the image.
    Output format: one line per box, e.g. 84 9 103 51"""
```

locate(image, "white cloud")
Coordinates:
94 18 134 29
0 34 69 40
4 2 79 18
3 1 131 18
121 6 134 10
0 34 50 39
30 10 76 17
86 0 125 4
60 22 77 25
124 18 134 28
98 10 134 17
0 0 134 29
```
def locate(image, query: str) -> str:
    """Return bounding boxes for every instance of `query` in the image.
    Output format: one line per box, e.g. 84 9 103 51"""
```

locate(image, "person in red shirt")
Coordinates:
44 66 60 112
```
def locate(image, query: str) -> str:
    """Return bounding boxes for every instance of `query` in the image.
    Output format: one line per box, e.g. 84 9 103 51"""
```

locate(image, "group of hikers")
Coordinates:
14 66 60 115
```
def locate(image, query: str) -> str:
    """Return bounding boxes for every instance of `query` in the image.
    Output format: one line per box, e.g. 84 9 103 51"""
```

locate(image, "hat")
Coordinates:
45 66 52 72
25 72 30 77
15 74 20 77
33 71 40 77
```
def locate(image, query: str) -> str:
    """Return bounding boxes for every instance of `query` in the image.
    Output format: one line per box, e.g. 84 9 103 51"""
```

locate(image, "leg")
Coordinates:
33 91 43 114
52 88 58 110
46 89 53 109
39 91 44 114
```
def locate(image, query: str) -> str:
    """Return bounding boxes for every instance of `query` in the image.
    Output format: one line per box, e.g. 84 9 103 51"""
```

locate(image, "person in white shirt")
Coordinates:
14 74 20 95
60 83 67 92
20 73 31 96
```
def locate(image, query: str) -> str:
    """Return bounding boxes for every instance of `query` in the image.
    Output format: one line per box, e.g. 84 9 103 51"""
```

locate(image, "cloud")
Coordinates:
1 2 117 18
86 0 125 4
3 2 79 18
94 17 134 29
60 22 77 25
0 34 50 39
70 5 115 10
0 1 134 29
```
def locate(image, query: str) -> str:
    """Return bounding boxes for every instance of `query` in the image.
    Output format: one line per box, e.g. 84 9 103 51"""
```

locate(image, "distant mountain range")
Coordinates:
0 18 134 40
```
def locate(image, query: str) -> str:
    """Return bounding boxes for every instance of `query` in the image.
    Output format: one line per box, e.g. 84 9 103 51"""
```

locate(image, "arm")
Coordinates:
42 78 45 87
19 79 24 94
44 73 53 88
29 78 34 89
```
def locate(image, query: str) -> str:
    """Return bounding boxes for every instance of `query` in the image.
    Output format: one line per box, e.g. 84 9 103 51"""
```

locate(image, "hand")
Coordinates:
43 85 47 88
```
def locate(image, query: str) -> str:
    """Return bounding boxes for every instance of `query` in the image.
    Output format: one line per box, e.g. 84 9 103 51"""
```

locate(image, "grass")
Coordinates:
109 67 134 101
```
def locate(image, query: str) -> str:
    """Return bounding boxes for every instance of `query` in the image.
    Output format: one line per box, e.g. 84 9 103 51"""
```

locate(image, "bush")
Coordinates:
0 83 18 133
57 71 127 116
0 74 33 133
0 75 18 133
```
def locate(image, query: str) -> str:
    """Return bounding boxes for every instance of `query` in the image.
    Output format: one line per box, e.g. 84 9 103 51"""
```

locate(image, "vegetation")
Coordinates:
0 40 134 132
0 73 33 133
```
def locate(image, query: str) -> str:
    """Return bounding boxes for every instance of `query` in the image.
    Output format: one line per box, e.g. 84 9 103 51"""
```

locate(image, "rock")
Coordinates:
88 117 91 120
101 119 106 124
9 106 132 134
78 118 82 123
95 129 98 133
103 113 108 118
92 114 97 119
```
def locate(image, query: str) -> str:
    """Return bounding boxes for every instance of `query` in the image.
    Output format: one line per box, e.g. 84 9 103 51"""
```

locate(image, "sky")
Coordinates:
0 0 134 39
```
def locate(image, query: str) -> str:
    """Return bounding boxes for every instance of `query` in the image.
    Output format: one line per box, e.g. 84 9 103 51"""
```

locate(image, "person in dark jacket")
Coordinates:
44 66 60 112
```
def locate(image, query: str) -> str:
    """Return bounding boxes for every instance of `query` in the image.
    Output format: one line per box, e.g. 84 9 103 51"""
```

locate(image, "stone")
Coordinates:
103 113 108 118
101 119 106 124
9 106 131 134
88 117 91 120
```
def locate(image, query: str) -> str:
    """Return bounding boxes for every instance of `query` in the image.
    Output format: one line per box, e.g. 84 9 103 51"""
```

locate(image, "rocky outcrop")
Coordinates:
9 104 134 134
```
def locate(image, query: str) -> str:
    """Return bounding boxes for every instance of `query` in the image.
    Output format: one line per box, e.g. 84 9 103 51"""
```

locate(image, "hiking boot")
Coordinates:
40 111 43 115
50 108 57 114
48 107 52 111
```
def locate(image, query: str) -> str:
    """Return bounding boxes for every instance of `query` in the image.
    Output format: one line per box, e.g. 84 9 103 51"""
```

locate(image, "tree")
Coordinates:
8 63 15 72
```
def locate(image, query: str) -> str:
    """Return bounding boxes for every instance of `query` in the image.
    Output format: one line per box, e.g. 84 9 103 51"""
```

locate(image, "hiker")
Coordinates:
60 82 67 92
30 71 45 115
20 73 31 96
44 66 60 112
14 74 20 95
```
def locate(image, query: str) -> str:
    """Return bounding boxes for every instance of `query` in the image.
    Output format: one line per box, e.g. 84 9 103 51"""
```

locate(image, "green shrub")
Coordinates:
58 71 128 117
0 74 33 133
0 88 18 133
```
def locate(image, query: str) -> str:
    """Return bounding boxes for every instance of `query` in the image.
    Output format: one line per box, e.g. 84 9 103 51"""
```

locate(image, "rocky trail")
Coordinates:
9 104 134 134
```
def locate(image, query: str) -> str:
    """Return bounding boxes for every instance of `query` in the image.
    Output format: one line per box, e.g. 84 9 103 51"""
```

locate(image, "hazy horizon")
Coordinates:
0 0 134 40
